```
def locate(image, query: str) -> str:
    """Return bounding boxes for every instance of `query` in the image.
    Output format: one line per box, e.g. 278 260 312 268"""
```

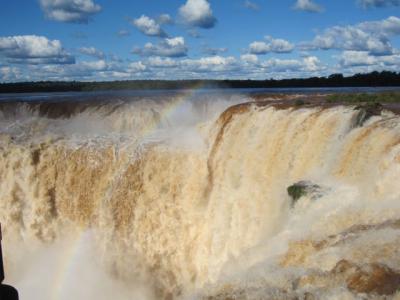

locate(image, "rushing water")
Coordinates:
0 90 400 299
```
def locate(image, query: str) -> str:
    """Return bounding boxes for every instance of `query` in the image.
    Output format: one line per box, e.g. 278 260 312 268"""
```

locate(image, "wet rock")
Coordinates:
303 292 316 300
31 148 41 165
281 240 328 267
353 102 383 127
294 99 309 107
330 260 400 296
346 263 400 296
331 259 360 276
287 181 325 206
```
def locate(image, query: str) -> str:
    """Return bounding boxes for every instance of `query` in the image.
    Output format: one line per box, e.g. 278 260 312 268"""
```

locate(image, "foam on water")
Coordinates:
0 94 400 299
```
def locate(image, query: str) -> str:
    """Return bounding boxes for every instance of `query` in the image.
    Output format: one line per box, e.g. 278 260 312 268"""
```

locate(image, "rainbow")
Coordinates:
48 84 208 299
138 83 210 139
50 231 90 300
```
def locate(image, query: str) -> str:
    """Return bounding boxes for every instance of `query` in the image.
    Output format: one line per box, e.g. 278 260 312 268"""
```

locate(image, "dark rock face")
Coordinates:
331 260 400 296
332 259 360 276
346 263 400 296
287 181 325 206
353 102 383 127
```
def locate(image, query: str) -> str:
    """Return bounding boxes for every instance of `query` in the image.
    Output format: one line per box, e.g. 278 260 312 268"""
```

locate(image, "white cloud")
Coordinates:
241 54 259 64
303 56 322 71
0 35 74 64
128 61 147 72
80 59 107 71
0 52 329 81
358 0 400 8
339 51 376 67
262 56 323 72
28 59 110 80
358 16 400 36
179 0 217 29
244 0 260 10
158 14 174 25
0 66 21 82
293 0 324 12
79 47 104 59
249 36 294 55
147 57 178 68
339 50 400 67
262 59 300 71
132 15 167 37
39 0 101 23
181 56 238 72
302 16 400 55
132 37 188 57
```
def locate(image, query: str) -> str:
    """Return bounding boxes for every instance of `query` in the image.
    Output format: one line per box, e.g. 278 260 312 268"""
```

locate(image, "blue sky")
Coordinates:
0 0 399 81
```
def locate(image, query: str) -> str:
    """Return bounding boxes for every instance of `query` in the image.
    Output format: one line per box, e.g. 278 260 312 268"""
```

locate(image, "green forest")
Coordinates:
1 71 400 93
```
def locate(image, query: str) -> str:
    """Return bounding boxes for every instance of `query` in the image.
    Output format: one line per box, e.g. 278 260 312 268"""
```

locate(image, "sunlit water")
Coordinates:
0 90 400 299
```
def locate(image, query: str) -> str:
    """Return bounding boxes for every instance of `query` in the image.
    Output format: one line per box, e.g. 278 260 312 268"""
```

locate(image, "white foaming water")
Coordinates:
6 231 153 300
0 94 400 299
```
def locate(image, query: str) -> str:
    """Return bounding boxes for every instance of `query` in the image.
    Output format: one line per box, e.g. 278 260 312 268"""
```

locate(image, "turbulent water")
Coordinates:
1 92 400 300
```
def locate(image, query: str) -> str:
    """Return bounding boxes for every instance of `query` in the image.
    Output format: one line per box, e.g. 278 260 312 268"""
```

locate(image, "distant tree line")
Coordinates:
1 71 400 93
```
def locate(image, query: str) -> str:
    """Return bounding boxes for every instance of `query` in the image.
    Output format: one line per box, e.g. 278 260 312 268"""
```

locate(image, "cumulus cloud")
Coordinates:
79 59 108 71
262 56 323 72
302 16 400 55
179 0 217 29
142 56 239 79
0 52 329 81
249 36 294 55
39 0 101 23
181 56 238 73
358 16 400 36
293 0 324 12
0 35 74 64
26 59 107 81
307 27 391 55
339 50 400 67
79 47 104 59
127 61 147 72
241 53 259 64
132 15 167 37
147 57 179 68
262 58 302 71
244 0 260 10
339 51 376 67
358 0 400 8
0 66 21 82
157 14 174 25
132 37 188 57
302 56 323 71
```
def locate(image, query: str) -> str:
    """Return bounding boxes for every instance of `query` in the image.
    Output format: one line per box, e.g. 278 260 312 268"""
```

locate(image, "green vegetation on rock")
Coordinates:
326 92 400 104
353 102 383 127
287 181 327 207
294 99 307 106
287 184 308 203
